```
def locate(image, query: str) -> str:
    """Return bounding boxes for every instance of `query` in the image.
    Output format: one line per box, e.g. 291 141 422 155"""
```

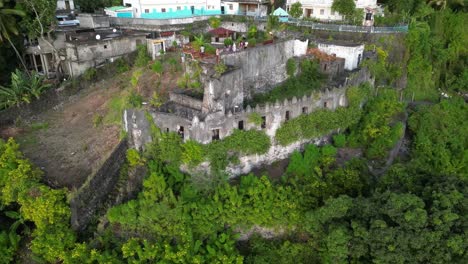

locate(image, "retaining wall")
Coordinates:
70 140 128 231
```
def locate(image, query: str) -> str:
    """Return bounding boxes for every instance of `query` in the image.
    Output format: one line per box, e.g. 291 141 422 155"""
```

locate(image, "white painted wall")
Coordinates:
57 0 75 10
293 39 308 57
317 43 364 70
286 0 378 21
222 2 240 15
123 0 216 18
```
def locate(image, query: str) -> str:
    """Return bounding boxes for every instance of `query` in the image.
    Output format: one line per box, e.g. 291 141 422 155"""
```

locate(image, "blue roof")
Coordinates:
273 7 289 16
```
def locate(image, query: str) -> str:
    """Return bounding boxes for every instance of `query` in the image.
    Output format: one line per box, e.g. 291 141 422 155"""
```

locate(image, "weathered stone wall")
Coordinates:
169 92 203 111
78 14 111 28
66 34 147 76
70 140 128 231
125 84 350 145
202 67 244 114
222 39 308 99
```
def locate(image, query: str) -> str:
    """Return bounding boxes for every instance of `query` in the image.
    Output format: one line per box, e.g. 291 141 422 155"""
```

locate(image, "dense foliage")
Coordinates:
347 88 406 159
0 69 51 109
275 83 371 146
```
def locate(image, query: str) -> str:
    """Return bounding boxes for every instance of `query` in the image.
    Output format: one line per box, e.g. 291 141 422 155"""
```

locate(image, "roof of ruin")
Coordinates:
307 48 345 62
208 27 235 36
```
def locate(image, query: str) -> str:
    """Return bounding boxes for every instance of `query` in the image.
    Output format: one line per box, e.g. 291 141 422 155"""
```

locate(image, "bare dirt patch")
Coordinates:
1 53 186 190
13 79 124 189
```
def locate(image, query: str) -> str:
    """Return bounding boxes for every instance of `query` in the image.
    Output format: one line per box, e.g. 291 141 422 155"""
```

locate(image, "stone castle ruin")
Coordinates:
124 39 372 152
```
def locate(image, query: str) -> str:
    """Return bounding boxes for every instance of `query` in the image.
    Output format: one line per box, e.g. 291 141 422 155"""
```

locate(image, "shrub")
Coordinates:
247 38 257 47
214 62 227 77
182 140 204 167
131 69 143 88
286 58 297 77
149 91 163 108
152 60 163 75
82 68 97 81
92 114 103 128
115 58 130 73
203 129 271 171
332 134 347 148
134 44 150 67
127 91 143 107
248 24 257 39
224 38 233 46
0 70 51 109
127 149 145 167
209 17 221 29
275 106 363 146
248 112 263 126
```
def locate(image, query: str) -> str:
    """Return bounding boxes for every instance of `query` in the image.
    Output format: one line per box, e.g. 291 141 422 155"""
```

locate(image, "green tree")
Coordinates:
289 2 303 19
0 0 27 72
208 16 220 28
331 0 356 19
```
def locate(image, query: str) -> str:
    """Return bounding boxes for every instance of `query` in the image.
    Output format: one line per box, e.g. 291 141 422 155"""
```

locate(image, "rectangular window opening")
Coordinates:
261 116 266 129
238 120 244 130
212 129 220 140
178 126 184 139
161 8 166 13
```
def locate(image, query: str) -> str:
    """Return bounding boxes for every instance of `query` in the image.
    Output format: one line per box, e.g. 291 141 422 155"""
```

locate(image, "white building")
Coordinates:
286 0 378 25
121 0 221 19
317 42 364 70
56 0 75 11
221 0 269 16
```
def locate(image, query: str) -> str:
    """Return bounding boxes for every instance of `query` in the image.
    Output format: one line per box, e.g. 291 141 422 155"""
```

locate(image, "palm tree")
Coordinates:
0 0 28 72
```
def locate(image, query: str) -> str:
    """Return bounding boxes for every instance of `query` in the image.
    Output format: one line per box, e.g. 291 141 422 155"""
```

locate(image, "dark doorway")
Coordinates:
212 129 220 140
238 120 244 130
366 13 372 21
323 102 328 108
285 111 290 121
190 6 195 14
302 107 308 114
221 6 225 14
261 116 266 129
178 126 184 139
358 54 362 66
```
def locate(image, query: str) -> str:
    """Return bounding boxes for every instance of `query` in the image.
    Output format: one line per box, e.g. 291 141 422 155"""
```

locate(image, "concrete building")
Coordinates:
24 28 147 78
120 0 222 19
146 31 190 60
65 29 147 76
222 0 269 16
317 42 364 70
286 0 378 25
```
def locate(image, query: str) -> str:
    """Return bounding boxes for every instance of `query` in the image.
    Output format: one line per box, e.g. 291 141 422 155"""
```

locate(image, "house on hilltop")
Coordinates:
222 0 269 16
117 0 222 19
286 0 379 25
